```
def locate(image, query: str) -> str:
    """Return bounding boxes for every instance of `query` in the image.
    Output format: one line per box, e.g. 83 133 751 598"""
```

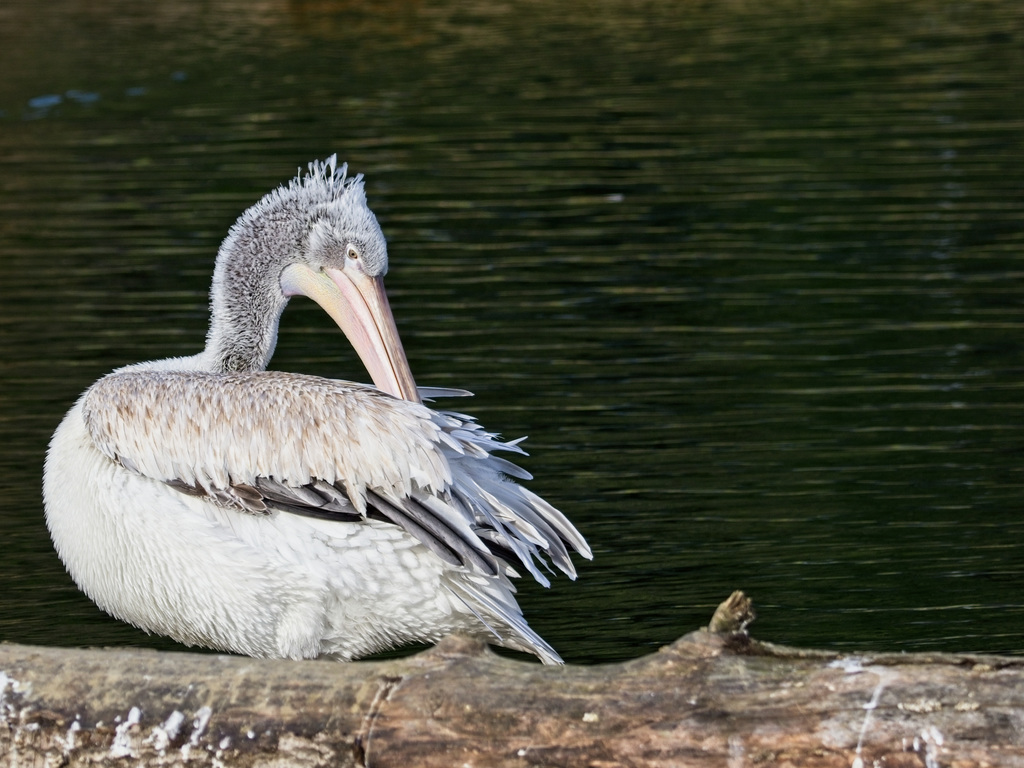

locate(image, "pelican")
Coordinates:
42 156 591 664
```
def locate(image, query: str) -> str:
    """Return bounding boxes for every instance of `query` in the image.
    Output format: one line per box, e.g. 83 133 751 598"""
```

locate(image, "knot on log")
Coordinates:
655 591 758 661
707 590 756 635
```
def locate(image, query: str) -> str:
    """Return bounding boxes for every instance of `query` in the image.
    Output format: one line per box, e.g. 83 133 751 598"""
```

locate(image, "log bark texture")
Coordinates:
3 593 1024 767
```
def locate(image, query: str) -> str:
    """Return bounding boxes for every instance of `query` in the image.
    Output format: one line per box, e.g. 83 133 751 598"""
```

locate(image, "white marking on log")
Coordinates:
728 735 745 768
190 705 212 745
357 675 405 768
829 657 866 675
916 725 945 768
180 705 213 761
146 709 185 753
164 710 186 740
63 718 81 753
0 671 31 723
832 660 898 768
0 672 11 722
110 705 141 758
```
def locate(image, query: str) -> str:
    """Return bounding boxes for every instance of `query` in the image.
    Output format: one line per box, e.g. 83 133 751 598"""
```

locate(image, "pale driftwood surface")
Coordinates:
3 593 1024 767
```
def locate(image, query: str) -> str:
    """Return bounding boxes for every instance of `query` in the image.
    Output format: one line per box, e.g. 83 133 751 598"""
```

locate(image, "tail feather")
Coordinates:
443 576 563 665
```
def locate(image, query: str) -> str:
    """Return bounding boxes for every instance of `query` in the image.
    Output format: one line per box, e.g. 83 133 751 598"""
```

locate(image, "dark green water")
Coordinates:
2 0 1023 664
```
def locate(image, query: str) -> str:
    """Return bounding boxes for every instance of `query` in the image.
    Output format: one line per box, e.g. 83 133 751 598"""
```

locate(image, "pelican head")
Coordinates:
205 156 420 402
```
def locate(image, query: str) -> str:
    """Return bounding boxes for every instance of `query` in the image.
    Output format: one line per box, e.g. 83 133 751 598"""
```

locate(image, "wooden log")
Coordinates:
2 592 1023 767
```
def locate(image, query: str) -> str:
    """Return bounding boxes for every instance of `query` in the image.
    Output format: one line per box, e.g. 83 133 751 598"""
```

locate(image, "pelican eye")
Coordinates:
347 245 360 260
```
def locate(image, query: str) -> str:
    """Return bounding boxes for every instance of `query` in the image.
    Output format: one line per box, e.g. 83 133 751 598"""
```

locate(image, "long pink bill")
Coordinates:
280 263 421 403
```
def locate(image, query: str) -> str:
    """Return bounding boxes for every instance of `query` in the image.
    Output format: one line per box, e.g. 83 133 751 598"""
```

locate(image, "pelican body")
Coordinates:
43 157 591 663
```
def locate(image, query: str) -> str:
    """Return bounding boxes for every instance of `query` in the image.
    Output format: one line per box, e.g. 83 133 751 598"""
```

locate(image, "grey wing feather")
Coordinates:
418 386 473 400
365 490 499 575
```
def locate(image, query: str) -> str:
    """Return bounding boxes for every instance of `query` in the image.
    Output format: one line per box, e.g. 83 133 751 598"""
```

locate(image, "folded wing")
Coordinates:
83 370 592 589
